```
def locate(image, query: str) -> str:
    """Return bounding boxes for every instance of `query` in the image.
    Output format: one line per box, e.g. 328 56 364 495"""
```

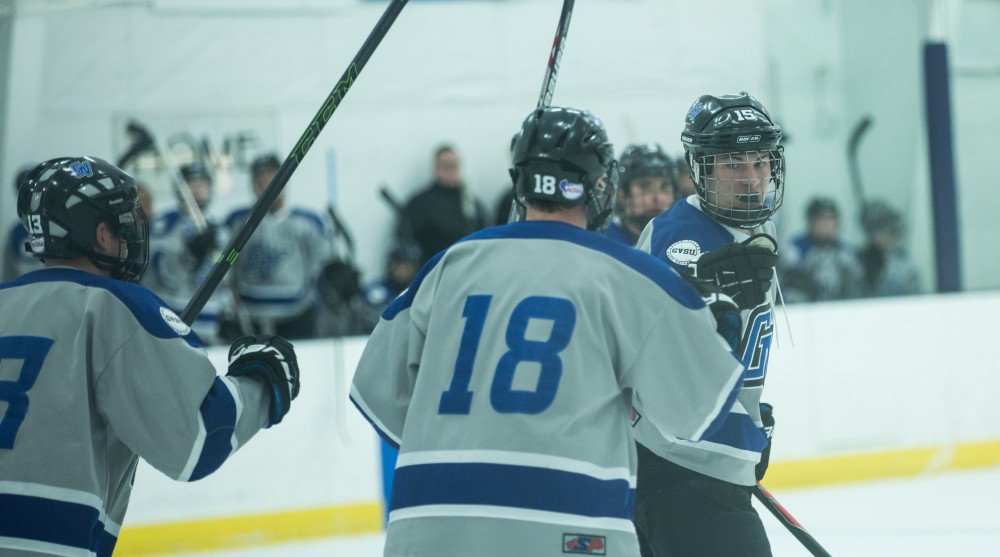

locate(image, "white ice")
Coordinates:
150 467 1000 557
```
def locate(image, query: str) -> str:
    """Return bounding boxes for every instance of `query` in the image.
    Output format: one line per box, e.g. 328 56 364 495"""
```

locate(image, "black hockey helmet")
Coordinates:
806 197 839 219
509 106 620 231
681 91 785 229
619 143 674 188
250 153 282 179
617 143 676 226
17 156 149 282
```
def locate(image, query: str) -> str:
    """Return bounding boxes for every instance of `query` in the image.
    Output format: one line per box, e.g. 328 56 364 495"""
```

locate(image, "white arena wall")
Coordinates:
113 290 1000 555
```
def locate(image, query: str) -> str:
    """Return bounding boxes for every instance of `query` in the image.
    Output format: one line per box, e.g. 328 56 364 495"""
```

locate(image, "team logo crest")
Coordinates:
563 534 606 555
160 307 192 336
69 160 93 178
665 239 701 265
687 101 705 121
559 179 584 201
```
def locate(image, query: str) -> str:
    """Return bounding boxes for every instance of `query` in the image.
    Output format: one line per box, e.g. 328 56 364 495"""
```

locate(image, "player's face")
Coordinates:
626 176 674 218
705 151 772 210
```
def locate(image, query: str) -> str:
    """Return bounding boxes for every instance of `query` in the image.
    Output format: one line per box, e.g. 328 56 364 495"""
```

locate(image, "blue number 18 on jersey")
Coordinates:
439 295 576 416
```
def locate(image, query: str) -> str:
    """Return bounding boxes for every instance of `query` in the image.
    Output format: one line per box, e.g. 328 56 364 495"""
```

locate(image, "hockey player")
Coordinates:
632 92 784 556
223 153 337 339
0 156 300 557
146 162 229 344
604 143 677 246
351 106 746 557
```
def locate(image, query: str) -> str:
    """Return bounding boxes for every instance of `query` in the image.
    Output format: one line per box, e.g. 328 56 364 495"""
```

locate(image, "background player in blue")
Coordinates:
0 156 301 557
146 162 229 344
604 144 677 246
351 106 746 557
632 92 784 556
223 153 337 339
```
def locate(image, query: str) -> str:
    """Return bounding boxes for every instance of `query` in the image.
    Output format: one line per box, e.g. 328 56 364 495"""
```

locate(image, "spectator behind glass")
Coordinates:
399 145 488 265
778 197 862 302
858 199 921 297
3 164 44 281
361 239 421 315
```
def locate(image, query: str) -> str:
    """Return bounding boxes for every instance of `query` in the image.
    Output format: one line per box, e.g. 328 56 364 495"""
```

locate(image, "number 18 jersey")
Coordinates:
351 220 745 557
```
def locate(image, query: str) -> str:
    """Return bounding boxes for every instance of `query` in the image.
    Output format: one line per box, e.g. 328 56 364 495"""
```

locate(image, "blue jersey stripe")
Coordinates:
701 411 768 453
1 268 204 349
190 377 238 481
0 493 108 552
382 222 703 320
390 462 635 520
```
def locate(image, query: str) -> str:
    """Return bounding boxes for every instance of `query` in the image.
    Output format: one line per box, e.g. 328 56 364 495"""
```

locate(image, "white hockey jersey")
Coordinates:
351 221 745 557
0 267 272 556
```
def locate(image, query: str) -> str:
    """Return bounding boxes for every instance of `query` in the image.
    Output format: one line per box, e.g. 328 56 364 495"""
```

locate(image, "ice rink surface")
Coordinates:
153 467 1000 557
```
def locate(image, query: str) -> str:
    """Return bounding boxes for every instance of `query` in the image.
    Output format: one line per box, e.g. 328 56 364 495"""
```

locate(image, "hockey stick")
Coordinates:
507 0 576 223
180 0 409 325
537 0 575 110
752 483 832 557
847 115 873 215
118 120 211 232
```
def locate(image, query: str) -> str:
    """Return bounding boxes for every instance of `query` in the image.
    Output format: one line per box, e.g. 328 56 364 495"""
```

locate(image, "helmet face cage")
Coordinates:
682 92 785 229
509 107 620 231
687 147 785 230
617 143 675 229
17 156 150 282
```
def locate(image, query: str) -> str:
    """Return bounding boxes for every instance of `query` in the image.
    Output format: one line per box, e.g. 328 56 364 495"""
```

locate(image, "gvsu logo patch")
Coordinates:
563 534 606 555
559 179 584 201
69 160 93 178
160 307 192 336
665 239 701 265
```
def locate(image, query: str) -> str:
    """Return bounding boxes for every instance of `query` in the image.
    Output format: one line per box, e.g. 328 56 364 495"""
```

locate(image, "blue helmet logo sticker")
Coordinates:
69 160 93 178
687 101 705 121
559 179 584 200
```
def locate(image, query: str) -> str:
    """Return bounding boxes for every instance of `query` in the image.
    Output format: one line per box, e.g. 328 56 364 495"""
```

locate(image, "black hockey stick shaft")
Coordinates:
180 0 409 325
847 115 873 213
506 0 576 224
537 0 575 109
753 483 832 557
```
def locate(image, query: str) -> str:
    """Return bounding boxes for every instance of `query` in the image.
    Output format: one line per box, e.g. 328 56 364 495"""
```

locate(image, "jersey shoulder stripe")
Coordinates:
1 268 203 349
382 221 703 320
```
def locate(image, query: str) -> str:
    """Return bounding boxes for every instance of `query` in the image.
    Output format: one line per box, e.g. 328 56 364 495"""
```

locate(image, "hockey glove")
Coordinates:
187 224 219 268
755 402 775 481
227 335 300 426
684 276 743 352
689 233 778 310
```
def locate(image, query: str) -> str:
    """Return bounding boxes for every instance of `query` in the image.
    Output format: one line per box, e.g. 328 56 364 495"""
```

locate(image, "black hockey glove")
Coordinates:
755 402 775 481
684 276 743 352
689 234 778 310
187 224 219 268
227 335 300 426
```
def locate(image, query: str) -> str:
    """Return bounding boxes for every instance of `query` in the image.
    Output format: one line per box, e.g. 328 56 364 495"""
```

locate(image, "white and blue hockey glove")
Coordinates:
227 335 300 426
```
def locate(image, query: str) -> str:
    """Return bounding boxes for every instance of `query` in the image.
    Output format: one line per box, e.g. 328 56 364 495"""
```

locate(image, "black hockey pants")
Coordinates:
633 442 773 557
